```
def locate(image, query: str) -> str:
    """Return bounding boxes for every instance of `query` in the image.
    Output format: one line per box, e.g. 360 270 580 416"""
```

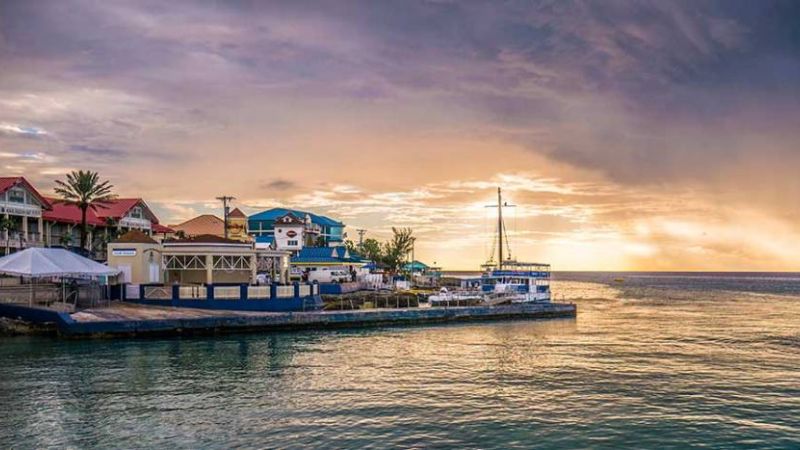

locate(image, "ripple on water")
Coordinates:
1 279 800 448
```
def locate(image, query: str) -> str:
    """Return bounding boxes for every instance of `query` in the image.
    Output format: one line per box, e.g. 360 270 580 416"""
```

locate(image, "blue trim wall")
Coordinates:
123 282 324 312
126 296 323 312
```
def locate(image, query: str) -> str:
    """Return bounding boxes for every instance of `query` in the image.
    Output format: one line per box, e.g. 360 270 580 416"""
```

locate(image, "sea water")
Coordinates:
1 273 799 449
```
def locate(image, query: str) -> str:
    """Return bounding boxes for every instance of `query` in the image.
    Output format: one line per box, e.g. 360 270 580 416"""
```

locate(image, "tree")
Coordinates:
382 227 414 274
54 170 116 251
360 238 383 263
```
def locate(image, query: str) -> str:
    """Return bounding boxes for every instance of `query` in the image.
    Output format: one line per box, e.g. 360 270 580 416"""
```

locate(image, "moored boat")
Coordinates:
429 187 552 306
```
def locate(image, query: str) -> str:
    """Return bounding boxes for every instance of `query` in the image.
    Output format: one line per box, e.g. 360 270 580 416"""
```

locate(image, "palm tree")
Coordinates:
53 170 116 251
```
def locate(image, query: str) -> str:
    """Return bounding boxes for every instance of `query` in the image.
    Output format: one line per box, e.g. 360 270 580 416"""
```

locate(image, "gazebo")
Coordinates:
0 247 120 307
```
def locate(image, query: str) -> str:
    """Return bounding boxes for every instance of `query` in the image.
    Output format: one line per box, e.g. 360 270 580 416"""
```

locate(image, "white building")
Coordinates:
272 212 306 252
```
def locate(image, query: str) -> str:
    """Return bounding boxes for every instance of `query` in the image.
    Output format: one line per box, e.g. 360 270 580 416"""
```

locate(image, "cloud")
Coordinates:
0 123 48 138
260 179 296 191
1 1 798 269
68 145 127 158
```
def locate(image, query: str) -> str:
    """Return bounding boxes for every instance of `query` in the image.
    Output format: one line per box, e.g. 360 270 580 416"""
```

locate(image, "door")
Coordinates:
149 263 160 283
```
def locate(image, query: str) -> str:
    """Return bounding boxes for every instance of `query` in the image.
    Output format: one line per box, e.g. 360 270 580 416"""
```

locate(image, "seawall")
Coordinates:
0 302 577 339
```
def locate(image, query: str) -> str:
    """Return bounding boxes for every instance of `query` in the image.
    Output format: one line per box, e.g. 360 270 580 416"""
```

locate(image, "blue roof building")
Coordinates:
248 208 345 248
291 246 366 266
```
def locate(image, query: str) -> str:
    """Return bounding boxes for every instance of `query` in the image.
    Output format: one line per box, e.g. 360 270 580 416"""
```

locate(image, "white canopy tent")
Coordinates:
0 247 120 278
0 248 120 307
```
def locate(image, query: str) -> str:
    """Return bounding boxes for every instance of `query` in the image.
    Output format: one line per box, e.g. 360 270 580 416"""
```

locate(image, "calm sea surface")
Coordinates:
1 273 799 449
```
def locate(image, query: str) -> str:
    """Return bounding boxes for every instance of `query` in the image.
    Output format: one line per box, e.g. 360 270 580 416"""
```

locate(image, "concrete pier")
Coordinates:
0 302 576 338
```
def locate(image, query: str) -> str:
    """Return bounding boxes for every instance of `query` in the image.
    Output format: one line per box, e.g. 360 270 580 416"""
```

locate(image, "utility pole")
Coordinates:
356 228 367 247
216 195 235 239
411 237 416 269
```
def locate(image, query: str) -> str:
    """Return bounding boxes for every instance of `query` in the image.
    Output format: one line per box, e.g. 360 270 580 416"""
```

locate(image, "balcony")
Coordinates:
0 233 45 251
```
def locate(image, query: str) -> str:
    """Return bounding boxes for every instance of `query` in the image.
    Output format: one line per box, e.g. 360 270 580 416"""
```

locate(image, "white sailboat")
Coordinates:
430 187 552 306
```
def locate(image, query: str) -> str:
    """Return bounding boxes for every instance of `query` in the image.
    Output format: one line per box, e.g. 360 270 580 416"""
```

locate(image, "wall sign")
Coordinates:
286 230 298 238
112 248 137 257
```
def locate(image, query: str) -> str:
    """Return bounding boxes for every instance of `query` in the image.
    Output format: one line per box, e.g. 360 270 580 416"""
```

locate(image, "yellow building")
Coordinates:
227 208 249 241
107 230 162 284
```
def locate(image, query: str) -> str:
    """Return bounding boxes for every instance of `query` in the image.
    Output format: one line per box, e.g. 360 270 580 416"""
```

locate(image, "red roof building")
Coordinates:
0 177 53 210
43 197 161 228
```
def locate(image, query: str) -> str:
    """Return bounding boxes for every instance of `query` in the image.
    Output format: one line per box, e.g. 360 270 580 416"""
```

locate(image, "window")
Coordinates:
129 206 143 219
7 188 25 203
287 240 298 246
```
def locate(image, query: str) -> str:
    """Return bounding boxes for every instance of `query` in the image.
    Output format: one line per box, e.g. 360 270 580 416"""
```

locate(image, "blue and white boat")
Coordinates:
478 261 551 303
430 188 552 306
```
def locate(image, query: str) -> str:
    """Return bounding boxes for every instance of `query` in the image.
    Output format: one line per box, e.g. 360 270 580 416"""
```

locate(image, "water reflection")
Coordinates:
1 279 799 449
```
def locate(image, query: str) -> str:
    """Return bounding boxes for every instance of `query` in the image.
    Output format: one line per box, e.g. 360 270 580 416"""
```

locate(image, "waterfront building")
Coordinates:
107 230 162 283
169 214 225 238
248 208 345 250
227 208 249 241
108 231 291 285
0 177 52 253
169 209 251 242
290 246 368 281
273 212 305 252
42 197 164 259
0 176 168 258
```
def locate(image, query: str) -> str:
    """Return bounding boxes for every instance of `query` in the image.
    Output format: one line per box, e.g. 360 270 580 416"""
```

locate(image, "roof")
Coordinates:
404 260 430 271
248 207 343 227
151 223 174 234
255 235 274 244
0 247 119 278
163 234 249 245
113 230 158 244
228 208 246 218
275 212 305 225
43 197 160 225
291 246 364 264
93 198 158 223
42 198 106 226
169 214 225 237
0 177 52 209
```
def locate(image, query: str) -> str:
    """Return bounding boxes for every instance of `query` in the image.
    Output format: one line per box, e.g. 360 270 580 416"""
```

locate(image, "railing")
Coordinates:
122 283 320 302
214 286 240 299
0 285 60 305
276 285 294 298
179 285 206 299
248 286 269 299
143 285 171 300
0 236 45 250
126 284 140 299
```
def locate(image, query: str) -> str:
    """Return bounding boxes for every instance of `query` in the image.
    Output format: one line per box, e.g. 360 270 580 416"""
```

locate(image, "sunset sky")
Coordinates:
1 1 799 270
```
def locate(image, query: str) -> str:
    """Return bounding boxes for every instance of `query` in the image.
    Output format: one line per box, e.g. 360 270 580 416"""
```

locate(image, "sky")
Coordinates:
1 0 799 271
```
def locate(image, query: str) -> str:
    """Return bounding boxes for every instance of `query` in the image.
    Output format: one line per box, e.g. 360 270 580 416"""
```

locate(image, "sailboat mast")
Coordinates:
498 187 503 270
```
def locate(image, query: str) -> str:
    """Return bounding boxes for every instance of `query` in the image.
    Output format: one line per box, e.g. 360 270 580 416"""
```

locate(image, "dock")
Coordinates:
0 301 576 338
